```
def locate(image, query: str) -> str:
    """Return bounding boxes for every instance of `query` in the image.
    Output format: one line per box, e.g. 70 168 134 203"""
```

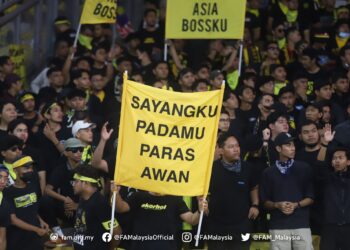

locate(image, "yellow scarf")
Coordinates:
247 8 259 17
279 1 298 23
336 36 349 49
78 34 93 50
3 161 16 181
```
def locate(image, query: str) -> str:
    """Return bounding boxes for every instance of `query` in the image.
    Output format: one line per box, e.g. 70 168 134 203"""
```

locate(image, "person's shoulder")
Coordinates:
293 160 312 171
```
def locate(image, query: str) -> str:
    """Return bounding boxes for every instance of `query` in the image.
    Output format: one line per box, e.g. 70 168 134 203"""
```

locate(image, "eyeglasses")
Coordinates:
9 145 22 152
66 147 84 153
219 118 230 122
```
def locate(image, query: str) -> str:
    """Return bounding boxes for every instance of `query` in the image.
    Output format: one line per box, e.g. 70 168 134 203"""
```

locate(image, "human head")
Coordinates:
192 79 209 92
258 76 275 95
91 45 107 64
73 164 101 195
41 102 63 123
67 89 87 111
152 61 169 81
270 64 287 82
223 91 239 111
72 120 95 144
217 133 240 163
331 148 350 172
71 69 91 91
267 111 289 138
301 48 318 71
0 101 17 126
0 135 23 163
19 92 36 113
331 71 349 95
0 165 9 191
47 67 64 89
314 78 332 101
218 111 230 133
0 56 14 75
257 93 274 113
64 138 85 164
298 120 320 147
305 102 322 122
278 85 296 111
91 71 106 91
8 119 29 143
178 68 195 90
237 85 256 105
209 70 224 90
12 155 35 183
275 132 295 159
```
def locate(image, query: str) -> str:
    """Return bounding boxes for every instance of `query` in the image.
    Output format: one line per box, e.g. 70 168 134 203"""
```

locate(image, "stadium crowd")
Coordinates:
1 0 350 249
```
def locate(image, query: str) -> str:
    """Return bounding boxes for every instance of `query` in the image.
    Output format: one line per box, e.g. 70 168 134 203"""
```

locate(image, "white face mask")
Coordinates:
339 32 350 39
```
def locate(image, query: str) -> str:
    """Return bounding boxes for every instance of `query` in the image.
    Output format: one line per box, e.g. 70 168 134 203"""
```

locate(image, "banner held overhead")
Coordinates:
165 0 246 39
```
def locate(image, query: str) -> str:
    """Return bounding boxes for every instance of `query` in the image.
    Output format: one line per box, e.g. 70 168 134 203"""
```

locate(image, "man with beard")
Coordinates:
296 120 335 246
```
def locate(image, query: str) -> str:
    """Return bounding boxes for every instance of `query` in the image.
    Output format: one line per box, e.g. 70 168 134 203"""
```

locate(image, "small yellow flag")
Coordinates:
80 0 117 24
114 73 224 196
166 0 246 39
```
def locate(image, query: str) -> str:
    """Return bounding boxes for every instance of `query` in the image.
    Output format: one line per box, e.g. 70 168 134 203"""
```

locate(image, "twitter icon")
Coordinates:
241 233 250 241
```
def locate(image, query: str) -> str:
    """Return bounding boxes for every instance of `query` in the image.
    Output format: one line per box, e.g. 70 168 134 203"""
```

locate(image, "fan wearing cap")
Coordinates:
3 155 49 250
73 165 121 250
260 132 314 250
41 138 84 240
0 165 10 250
72 120 113 173
318 147 350 250
0 135 23 186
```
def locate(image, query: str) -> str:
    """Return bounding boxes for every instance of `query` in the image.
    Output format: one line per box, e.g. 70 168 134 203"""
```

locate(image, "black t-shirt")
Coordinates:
3 183 43 250
48 161 79 202
0 198 11 227
206 160 258 235
32 126 71 178
126 191 189 250
23 145 45 172
74 191 115 250
259 160 314 230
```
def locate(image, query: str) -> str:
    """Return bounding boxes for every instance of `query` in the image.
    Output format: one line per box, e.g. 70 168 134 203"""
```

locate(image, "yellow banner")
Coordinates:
114 74 224 196
80 0 117 24
166 0 246 39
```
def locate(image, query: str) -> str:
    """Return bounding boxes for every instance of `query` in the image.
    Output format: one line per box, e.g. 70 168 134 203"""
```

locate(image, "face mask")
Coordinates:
338 32 350 39
21 172 34 183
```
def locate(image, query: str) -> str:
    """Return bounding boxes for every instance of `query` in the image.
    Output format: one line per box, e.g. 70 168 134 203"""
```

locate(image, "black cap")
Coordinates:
275 132 294 146
0 135 23 151
267 110 288 125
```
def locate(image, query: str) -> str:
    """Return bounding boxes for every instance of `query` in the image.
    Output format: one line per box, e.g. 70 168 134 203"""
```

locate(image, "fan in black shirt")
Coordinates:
0 165 10 250
112 184 208 250
3 155 48 250
72 165 121 250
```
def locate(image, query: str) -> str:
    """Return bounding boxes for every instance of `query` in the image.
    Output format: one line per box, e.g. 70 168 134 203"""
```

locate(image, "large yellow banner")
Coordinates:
80 0 117 24
114 74 224 196
166 0 246 39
